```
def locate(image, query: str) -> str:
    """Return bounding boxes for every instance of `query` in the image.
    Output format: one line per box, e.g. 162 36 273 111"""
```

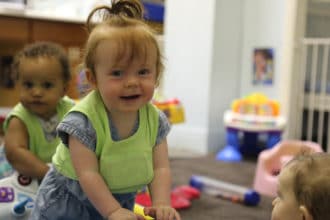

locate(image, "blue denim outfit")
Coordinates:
29 110 170 220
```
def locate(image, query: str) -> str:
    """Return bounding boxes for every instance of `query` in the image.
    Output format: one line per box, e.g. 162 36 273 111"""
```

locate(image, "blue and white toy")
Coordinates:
190 175 260 206
0 172 38 220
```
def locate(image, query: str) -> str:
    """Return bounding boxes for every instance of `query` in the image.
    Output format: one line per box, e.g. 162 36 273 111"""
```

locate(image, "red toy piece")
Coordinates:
170 193 191 209
135 185 200 210
171 185 200 200
135 192 152 207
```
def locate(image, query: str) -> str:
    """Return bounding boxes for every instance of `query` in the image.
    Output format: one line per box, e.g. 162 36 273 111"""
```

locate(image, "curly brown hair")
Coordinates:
13 41 71 83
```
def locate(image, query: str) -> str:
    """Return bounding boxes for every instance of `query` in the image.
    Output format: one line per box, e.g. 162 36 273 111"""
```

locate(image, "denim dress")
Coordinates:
29 110 170 220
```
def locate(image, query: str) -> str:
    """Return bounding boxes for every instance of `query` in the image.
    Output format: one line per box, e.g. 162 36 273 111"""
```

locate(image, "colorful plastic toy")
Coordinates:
152 98 185 124
133 204 154 220
135 191 152 207
231 93 280 116
135 185 200 210
171 185 200 201
0 172 38 220
216 93 286 162
190 175 260 206
253 140 323 197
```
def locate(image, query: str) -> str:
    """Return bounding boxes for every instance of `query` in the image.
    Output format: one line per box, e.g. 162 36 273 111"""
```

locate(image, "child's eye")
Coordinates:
138 69 150 76
23 81 33 89
111 70 123 77
43 82 54 89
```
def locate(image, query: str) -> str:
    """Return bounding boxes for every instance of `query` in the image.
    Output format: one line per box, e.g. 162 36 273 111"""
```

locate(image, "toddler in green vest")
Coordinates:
3 42 74 181
31 1 181 220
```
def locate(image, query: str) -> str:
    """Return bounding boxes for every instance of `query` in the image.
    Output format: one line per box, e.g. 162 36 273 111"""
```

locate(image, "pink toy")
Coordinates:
253 140 323 197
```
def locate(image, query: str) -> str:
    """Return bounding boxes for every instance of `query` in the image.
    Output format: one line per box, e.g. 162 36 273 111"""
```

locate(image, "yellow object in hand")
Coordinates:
134 204 154 220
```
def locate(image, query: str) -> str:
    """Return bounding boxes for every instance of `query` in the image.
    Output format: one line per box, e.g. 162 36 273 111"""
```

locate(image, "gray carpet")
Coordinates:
170 155 273 220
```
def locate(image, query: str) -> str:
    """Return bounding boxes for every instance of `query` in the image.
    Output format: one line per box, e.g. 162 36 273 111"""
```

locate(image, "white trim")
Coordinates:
167 125 208 155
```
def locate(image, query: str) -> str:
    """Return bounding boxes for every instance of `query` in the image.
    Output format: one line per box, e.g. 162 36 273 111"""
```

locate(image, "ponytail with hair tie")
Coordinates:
86 0 144 32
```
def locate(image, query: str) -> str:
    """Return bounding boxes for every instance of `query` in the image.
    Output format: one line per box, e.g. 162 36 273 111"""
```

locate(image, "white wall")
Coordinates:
239 0 286 99
240 0 304 140
163 0 215 154
163 0 299 154
207 0 243 153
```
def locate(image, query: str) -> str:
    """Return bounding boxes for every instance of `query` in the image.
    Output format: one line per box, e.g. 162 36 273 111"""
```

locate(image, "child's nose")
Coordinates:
32 87 43 96
125 75 138 87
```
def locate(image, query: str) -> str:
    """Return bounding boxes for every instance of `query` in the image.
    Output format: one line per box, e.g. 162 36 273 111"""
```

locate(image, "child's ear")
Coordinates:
61 81 69 96
299 205 313 220
85 69 97 88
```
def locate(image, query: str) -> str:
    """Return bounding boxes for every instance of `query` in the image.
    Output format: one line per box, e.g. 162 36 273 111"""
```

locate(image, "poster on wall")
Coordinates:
253 48 274 85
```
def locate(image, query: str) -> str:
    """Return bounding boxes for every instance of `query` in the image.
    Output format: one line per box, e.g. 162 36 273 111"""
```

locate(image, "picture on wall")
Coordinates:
253 48 274 85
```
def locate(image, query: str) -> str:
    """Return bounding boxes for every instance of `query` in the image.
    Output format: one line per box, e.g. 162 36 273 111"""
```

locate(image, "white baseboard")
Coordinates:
167 124 209 155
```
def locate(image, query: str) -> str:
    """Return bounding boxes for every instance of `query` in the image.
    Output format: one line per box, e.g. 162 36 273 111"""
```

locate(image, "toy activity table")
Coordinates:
217 110 286 162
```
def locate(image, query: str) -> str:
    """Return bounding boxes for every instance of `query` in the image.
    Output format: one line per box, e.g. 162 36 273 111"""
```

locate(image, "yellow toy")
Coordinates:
153 98 185 124
231 93 280 116
134 204 154 220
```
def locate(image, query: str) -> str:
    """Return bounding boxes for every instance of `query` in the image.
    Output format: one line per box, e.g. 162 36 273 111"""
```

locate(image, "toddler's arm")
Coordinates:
146 139 181 220
4 117 49 179
69 135 142 220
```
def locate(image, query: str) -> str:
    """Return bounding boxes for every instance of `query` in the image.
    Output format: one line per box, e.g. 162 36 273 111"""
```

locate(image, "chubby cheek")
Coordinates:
271 204 294 220
98 85 118 106
143 82 156 98
19 91 29 102
145 88 155 100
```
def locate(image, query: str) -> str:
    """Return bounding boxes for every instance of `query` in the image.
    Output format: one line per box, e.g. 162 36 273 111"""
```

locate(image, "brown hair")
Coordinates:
13 41 71 83
84 0 164 85
286 153 330 220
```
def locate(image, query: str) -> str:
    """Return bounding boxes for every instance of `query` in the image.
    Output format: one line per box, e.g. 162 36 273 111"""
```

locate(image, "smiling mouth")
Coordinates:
30 101 44 105
120 95 141 100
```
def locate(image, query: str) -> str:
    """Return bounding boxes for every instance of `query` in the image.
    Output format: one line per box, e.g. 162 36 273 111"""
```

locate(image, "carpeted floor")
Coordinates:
170 155 273 220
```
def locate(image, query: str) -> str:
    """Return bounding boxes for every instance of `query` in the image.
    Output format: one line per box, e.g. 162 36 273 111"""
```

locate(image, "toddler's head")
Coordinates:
272 153 330 220
13 42 71 119
83 0 164 113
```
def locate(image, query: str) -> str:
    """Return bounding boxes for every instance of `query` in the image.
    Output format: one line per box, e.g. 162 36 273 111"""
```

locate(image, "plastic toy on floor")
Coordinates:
190 175 260 206
171 185 200 201
135 185 200 210
216 93 286 162
0 172 38 220
253 140 323 197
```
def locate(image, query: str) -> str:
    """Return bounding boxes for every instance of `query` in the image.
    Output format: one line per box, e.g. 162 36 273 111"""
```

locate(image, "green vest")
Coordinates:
3 96 74 163
53 91 159 193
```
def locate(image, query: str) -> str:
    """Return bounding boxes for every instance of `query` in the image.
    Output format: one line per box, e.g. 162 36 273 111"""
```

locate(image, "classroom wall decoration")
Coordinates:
253 48 274 85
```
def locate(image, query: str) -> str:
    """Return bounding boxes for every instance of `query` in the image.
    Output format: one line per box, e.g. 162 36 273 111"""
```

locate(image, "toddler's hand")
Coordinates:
144 205 181 220
107 207 144 220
